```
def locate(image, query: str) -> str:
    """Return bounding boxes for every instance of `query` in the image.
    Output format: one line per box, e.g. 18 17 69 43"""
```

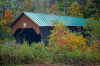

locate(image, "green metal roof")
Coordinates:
11 12 87 27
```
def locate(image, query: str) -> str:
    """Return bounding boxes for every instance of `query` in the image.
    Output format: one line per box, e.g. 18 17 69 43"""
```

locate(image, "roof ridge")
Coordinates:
23 12 86 19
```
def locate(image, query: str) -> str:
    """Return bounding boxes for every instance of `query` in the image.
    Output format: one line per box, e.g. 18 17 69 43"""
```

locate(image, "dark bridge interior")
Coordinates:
14 28 41 45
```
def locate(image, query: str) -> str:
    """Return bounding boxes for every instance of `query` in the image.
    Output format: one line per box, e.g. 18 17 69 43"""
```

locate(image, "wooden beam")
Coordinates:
18 28 25 36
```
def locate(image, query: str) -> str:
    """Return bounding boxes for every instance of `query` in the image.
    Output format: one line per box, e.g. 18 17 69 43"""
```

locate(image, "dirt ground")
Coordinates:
23 63 100 66
1 63 100 66
24 63 68 66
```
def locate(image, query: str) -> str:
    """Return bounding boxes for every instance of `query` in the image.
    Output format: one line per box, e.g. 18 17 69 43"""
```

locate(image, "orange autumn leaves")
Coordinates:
48 20 100 52
48 5 57 15
2 10 14 26
91 40 100 51
1 10 14 32
0 10 14 44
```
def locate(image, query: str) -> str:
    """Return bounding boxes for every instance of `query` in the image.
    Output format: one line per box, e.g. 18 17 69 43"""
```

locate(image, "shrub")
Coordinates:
47 20 100 64
0 41 52 65
0 40 100 65
48 20 87 51
0 41 21 64
30 42 52 64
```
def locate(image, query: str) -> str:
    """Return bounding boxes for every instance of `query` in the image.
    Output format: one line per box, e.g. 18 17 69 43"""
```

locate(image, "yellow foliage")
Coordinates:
0 40 5 44
1 10 14 32
48 4 57 15
69 3 83 18
49 23 87 51
91 40 100 51
48 21 100 52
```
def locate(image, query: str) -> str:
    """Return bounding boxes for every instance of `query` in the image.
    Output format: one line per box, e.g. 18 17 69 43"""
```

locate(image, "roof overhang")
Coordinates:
10 13 24 27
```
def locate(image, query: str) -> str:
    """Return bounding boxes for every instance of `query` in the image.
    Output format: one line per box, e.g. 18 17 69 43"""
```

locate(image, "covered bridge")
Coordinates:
10 12 86 45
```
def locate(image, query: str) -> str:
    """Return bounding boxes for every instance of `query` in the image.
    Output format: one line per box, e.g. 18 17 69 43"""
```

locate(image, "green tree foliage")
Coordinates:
0 26 13 41
0 0 7 5
0 0 7 16
82 0 100 18
0 9 14 42
69 2 83 18
83 2 96 18
57 0 65 15
0 0 99 18
83 18 100 40
82 0 100 43
21 0 33 12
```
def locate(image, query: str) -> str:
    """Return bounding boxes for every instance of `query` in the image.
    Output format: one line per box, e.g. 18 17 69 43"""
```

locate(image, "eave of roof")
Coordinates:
10 13 24 27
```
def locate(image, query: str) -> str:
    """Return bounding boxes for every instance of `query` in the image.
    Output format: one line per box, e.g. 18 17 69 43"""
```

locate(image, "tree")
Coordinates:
83 18 100 40
1 10 14 32
58 0 65 15
34 0 50 13
0 10 14 43
69 2 83 18
0 0 7 17
48 20 87 51
82 0 100 18
48 4 57 15
22 0 33 12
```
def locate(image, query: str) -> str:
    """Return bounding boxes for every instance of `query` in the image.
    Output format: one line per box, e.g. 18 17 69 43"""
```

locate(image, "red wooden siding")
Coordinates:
11 14 40 34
